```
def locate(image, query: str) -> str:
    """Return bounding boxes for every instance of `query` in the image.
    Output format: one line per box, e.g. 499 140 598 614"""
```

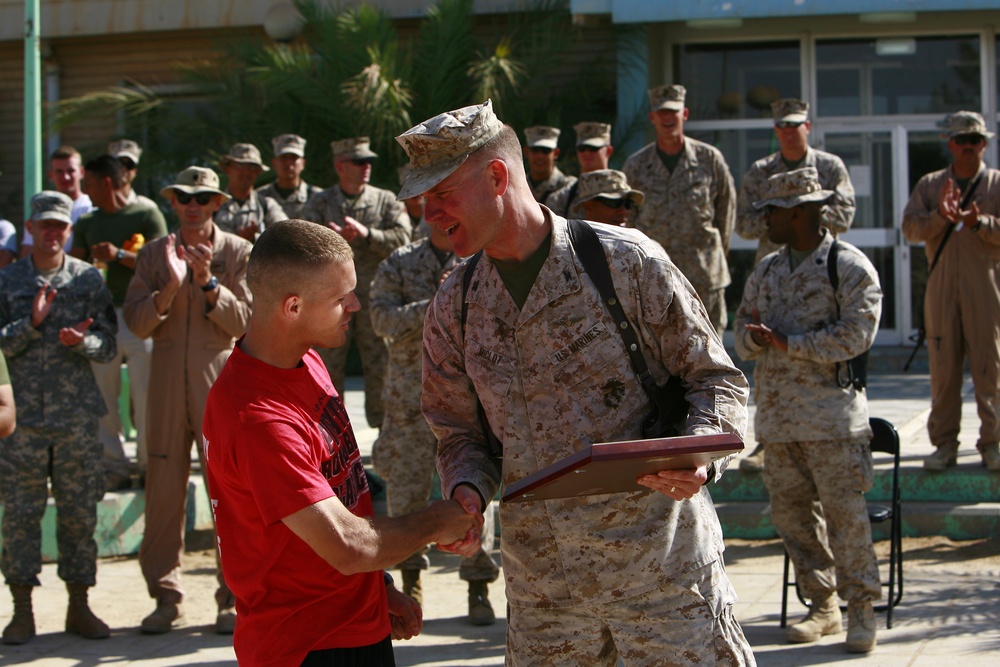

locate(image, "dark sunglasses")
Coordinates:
528 146 554 155
175 191 215 206
775 121 806 130
576 145 602 153
594 197 634 210
954 134 985 146
119 158 137 170
350 158 374 167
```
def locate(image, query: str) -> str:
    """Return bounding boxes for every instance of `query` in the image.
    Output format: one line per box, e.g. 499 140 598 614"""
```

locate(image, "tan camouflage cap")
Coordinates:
752 167 833 209
524 126 561 150
939 111 995 139
574 122 612 148
272 133 307 157
571 170 645 215
648 84 686 111
395 100 505 201
771 99 809 123
30 190 74 225
332 137 378 161
219 143 270 171
108 139 143 165
159 166 231 200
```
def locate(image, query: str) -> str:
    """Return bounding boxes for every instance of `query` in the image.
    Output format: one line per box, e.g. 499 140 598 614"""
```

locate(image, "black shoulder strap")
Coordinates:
827 239 840 294
928 171 985 276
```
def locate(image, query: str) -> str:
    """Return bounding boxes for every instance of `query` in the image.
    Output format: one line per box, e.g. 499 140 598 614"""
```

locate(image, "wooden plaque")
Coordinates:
501 433 743 503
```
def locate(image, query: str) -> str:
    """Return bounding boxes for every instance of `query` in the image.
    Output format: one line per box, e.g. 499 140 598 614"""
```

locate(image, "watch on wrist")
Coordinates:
115 248 126 262
383 571 394 587
201 276 220 292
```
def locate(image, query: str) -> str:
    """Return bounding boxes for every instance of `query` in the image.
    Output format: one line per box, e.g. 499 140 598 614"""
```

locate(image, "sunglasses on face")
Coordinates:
119 159 137 170
528 147 554 155
954 134 985 146
594 197 634 210
350 158 374 167
775 121 806 130
576 145 602 153
175 191 215 206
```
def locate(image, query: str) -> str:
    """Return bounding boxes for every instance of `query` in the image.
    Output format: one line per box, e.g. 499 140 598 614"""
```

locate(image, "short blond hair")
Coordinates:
247 220 353 304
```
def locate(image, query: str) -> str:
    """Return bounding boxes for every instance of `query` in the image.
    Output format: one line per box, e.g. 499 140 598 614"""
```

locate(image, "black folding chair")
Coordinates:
779 417 904 629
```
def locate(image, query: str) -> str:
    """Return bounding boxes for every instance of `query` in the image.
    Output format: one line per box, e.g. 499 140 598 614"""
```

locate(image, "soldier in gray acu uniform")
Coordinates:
623 84 736 335
257 133 322 219
0 192 117 645
734 168 882 654
301 136 411 428
400 100 755 667
369 222 499 626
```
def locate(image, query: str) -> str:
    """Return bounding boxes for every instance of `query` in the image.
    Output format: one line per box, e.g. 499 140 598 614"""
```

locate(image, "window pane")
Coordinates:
673 42 801 121
817 35 981 116
822 132 893 230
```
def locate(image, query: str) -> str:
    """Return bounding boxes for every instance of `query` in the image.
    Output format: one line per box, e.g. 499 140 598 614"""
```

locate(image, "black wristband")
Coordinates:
115 248 126 262
201 276 220 292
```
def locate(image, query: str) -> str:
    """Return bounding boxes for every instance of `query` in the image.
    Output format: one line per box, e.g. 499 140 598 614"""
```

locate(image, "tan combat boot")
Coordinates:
979 443 1000 472
845 600 877 653
924 443 958 471
2 585 35 645
215 606 237 635
401 569 422 606
467 581 495 626
65 583 110 639
739 444 765 472
787 594 842 643
141 599 184 634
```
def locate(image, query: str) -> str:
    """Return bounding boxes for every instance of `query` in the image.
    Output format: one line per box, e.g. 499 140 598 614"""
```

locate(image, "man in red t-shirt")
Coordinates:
202 220 480 666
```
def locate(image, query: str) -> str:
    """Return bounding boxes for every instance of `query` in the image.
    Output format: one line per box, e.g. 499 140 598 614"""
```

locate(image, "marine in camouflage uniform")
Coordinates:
523 126 576 206
734 168 882 653
257 133 322 220
1 191 117 644
546 122 614 217
737 99 856 265
369 233 499 624
399 101 755 666
214 143 286 241
623 84 736 335
301 137 411 428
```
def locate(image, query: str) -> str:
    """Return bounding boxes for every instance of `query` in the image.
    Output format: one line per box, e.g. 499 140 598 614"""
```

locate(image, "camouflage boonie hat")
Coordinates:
771 99 809 123
574 122 612 148
30 190 74 225
160 166 231 200
753 167 833 209
524 126 560 150
332 137 378 161
571 170 644 215
395 99 505 201
648 84 686 111
219 143 270 171
108 139 142 165
272 134 306 157
939 111 995 139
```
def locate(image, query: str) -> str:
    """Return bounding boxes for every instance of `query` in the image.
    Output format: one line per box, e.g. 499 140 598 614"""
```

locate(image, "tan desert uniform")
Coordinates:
737 148 856 264
257 180 321 220
123 226 253 607
544 179 581 218
902 163 1000 453
423 214 748 609
369 239 498 581
301 183 410 427
623 137 735 332
529 166 574 206
734 229 882 604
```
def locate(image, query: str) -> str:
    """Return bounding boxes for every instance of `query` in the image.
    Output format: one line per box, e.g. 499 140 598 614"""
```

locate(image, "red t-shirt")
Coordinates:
202 343 388 666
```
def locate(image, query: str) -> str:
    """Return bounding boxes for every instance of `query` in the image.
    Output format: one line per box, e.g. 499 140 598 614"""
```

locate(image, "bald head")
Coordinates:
248 220 354 307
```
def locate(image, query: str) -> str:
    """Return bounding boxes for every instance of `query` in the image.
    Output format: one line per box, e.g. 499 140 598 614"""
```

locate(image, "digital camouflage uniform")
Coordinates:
737 148 856 264
544 180 582 218
423 213 754 666
301 184 411 428
257 180 322 220
369 239 498 582
623 137 736 333
0 256 117 586
529 166 575 208
734 231 882 604
902 163 1000 455
213 191 286 240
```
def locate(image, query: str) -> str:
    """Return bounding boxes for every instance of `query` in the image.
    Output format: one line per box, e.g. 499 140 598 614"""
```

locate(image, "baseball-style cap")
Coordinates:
574 122 612 148
272 134 307 157
771 99 809 124
752 167 833 210
939 111 995 139
648 84 686 112
524 126 560 150
571 170 644 215
332 137 378 161
30 191 74 225
108 139 143 165
159 166 231 200
219 143 270 171
395 100 505 201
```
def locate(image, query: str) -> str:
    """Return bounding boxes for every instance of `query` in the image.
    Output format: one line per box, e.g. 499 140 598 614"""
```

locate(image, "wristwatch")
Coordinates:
115 248 126 262
201 276 220 292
